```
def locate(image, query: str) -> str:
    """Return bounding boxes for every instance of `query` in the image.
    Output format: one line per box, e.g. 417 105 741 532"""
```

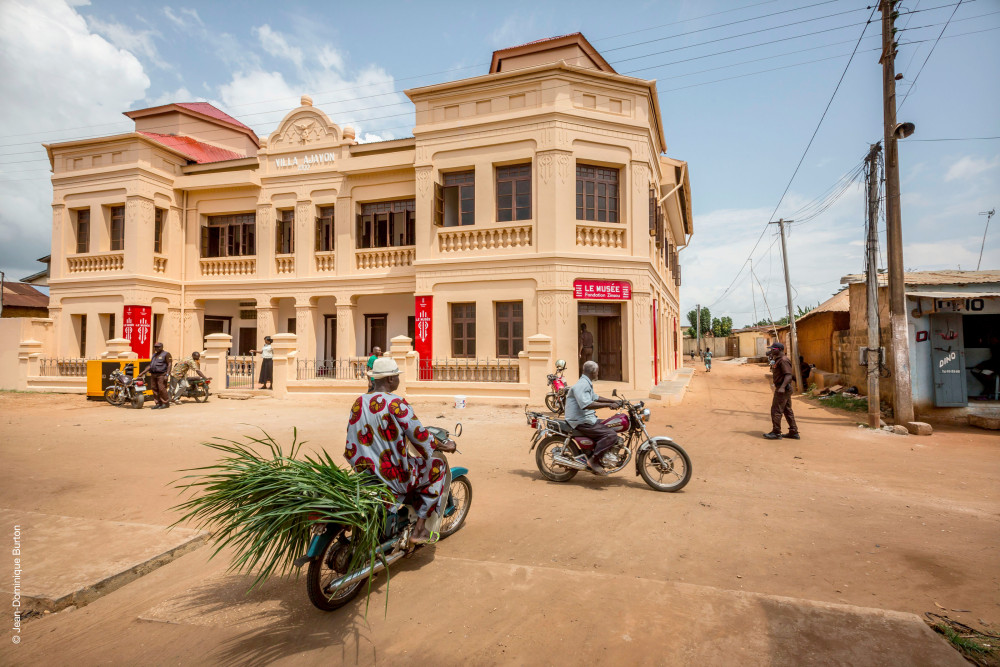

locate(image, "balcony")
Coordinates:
438 224 533 253
275 254 294 275
315 250 336 272
575 222 626 250
67 251 124 274
355 246 414 270
200 256 256 277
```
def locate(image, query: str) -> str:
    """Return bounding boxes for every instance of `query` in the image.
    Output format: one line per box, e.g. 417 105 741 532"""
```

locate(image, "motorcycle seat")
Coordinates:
549 419 583 436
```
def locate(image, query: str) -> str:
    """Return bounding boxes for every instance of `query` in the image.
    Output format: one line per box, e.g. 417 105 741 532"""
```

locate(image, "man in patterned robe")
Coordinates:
344 357 456 545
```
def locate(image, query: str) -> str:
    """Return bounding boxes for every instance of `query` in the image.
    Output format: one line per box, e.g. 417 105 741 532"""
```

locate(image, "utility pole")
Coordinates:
978 209 995 270
772 218 804 392
696 303 702 359
864 143 883 429
880 0 915 425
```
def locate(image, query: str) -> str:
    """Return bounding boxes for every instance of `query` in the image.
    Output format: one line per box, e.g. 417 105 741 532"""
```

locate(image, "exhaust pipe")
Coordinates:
327 548 407 591
552 454 587 470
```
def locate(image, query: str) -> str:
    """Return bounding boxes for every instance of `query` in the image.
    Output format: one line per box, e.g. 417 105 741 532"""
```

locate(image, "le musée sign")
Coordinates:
573 280 632 300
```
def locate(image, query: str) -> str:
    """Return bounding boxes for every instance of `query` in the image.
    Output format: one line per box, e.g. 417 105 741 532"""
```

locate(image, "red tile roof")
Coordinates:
2 282 48 309
139 132 244 164
174 102 254 133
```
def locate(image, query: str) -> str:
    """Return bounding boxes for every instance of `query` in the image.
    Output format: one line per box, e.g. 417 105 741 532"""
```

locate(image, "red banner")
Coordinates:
573 280 632 300
123 305 152 358
414 296 433 380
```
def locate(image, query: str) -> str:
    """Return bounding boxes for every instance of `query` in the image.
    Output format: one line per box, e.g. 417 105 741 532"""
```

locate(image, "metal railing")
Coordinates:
226 356 256 389
296 358 368 381
39 358 89 377
426 358 520 383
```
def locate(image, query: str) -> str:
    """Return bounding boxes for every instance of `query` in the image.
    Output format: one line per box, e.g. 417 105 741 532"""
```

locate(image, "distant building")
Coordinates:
20 256 51 287
775 289 849 373
1 282 49 318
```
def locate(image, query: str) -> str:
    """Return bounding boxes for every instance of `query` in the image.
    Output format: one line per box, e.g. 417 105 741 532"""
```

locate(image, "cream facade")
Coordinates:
33 34 692 395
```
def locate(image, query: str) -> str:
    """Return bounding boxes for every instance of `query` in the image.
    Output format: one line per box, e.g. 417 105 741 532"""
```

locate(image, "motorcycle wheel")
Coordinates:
638 439 692 492
306 530 367 612
193 388 208 403
438 476 472 538
131 393 145 409
104 387 124 406
535 436 578 482
544 393 563 414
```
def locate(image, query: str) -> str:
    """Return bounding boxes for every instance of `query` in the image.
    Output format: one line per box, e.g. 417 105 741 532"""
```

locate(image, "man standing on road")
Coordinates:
147 342 172 410
366 346 382 392
565 360 621 475
763 342 799 440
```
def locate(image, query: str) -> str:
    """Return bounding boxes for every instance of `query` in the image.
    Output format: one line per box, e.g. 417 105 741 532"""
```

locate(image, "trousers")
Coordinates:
574 420 618 458
150 373 170 406
770 388 798 434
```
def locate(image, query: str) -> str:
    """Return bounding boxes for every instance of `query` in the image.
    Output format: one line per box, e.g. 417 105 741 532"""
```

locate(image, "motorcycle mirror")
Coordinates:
612 389 618 397
454 423 462 437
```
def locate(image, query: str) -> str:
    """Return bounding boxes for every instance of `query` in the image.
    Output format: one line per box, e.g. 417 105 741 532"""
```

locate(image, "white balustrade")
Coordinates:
355 246 415 270
575 224 626 249
438 225 533 252
315 251 336 272
199 256 256 277
275 254 295 275
66 252 124 273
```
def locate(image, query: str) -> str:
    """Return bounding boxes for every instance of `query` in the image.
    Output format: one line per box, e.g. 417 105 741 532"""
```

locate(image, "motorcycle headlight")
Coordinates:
641 408 651 422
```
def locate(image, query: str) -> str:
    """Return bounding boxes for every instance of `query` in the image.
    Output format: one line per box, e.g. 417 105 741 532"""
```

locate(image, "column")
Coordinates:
388 335 413 395
256 302 277 349
536 289 576 377
269 332 297 398
525 334 553 405
335 302 358 359
294 297 318 360
535 149 574 254
629 161 650 261
294 199 313 277
164 307 183 357
256 201 274 280
183 306 204 354
124 194 155 274
50 204 67 281
202 333 232 385
335 195 354 276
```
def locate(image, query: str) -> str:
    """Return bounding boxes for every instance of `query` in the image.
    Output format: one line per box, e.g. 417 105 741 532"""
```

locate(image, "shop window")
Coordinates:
201 214 256 257
110 205 125 251
356 200 415 249
154 208 164 254
576 164 619 222
496 164 531 222
435 170 475 227
495 301 523 358
75 209 90 254
451 303 476 358
316 206 334 251
277 209 294 254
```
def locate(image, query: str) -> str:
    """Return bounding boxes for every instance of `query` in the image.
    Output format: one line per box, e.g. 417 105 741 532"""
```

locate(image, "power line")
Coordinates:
899 0 964 109
909 135 1000 141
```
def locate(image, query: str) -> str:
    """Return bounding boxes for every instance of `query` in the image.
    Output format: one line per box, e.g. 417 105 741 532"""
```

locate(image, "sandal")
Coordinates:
409 530 440 546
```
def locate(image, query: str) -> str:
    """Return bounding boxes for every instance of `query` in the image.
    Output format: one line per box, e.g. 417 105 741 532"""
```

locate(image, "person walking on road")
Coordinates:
763 342 799 440
147 342 172 410
704 348 712 372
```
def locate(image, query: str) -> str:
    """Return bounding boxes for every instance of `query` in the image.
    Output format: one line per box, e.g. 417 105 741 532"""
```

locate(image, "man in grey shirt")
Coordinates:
565 360 621 475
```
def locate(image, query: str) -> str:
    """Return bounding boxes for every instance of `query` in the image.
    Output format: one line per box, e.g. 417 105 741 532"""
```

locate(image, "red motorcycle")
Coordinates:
544 360 569 414
527 390 692 492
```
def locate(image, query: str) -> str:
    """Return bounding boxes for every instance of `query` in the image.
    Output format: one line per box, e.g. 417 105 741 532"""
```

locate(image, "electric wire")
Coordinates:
899 0 964 109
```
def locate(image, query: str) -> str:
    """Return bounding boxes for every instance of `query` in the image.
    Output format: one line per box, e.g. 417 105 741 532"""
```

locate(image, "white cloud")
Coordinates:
162 6 203 30
944 155 1000 182
0 0 149 279
255 24 303 69
85 15 166 69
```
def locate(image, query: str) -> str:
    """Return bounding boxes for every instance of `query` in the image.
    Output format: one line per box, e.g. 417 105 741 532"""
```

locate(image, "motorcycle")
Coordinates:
527 390 692 492
545 371 568 414
104 363 147 409
175 376 211 403
298 423 473 611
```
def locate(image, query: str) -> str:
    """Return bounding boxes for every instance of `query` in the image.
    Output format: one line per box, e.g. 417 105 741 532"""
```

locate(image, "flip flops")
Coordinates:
409 530 440 546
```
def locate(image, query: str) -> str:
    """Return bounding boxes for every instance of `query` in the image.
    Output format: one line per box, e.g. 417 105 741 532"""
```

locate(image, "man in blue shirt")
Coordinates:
565 360 620 475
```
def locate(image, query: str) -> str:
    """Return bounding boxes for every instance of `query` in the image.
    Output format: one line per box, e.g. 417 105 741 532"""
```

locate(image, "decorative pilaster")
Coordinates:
256 202 274 280
335 302 358 359
124 195 155 274
50 204 67 281
256 305 277 348
535 149 573 253
294 297 318 360
294 199 312 278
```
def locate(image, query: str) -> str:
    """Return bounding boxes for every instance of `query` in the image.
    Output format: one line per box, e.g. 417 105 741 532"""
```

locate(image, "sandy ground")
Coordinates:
0 361 997 664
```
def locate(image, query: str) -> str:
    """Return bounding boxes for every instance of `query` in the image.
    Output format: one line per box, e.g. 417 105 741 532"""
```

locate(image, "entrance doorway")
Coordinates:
365 314 387 355
237 327 257 356
578 302 623 381
324 315 337 360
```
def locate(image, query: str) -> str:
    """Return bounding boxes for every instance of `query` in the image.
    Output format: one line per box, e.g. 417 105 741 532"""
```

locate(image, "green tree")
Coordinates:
719 316 733 337
686 306 711 335
711 317 722 337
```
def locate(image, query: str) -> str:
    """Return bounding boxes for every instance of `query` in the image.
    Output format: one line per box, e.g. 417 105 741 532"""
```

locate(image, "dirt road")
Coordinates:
1 361 996 664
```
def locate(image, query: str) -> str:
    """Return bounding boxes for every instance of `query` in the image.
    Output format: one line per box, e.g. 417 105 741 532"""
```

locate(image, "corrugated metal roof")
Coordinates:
841 270 1000 286
908 290 1000 299
2 282 48 309
139 132 244 164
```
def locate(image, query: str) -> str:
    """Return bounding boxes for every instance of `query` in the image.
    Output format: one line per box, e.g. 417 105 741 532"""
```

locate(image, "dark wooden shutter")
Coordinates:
315 216 321 251
356 214 363 249
649 187 656 237
201 225 209 257
433 181 444 227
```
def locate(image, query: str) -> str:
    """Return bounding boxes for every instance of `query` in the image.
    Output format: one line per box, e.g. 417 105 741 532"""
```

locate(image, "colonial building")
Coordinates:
39 33 691 393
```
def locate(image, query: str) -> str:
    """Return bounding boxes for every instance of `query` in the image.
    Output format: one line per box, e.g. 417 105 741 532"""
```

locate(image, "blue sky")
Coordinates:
1 0 997 326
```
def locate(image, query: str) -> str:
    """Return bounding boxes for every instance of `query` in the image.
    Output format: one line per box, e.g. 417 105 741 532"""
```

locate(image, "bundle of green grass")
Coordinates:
173 430 394 589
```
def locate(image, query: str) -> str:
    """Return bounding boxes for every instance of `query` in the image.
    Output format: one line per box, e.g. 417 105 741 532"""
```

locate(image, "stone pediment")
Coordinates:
264 95 354 153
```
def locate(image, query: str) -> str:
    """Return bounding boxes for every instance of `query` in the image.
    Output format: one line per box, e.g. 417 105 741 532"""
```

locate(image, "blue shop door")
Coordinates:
930 313 967 407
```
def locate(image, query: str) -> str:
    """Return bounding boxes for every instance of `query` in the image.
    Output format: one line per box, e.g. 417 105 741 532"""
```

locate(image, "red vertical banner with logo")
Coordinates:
123 305 152 358
414 296 433 380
